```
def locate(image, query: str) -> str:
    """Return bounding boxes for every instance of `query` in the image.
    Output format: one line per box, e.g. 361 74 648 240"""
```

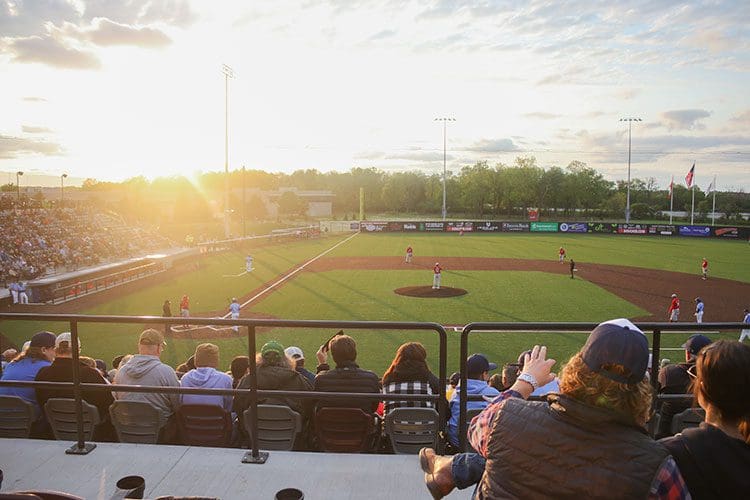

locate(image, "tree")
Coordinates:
277 191 306 216
0 183 14 192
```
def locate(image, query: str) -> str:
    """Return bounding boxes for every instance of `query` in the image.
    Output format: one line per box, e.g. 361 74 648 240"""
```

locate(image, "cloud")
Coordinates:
82 0 196 27
660 109 712 131
0 135 65 159
0 0 81 37
465 138 520 153
354 150 385 160
7 36 101 69
728 109 750 129
523 112 561 120
83 18 172 48
22 96 47 102
384 151 450 162
368 29 397 41
616 88 640 100
22 125 54 134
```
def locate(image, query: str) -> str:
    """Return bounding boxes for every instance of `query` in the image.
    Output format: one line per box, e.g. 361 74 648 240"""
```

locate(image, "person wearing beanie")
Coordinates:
180 343 233 411
0 331 56 418
233 340 312 444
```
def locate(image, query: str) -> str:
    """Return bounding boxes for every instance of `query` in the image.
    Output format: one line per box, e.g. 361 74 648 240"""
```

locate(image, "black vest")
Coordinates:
477 395 670 500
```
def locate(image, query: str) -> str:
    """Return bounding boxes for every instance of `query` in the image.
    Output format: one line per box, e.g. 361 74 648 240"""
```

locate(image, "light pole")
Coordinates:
619 117 641 223
222 64 234 239
434 117 455 221
61 173 68 206
16 171 23 201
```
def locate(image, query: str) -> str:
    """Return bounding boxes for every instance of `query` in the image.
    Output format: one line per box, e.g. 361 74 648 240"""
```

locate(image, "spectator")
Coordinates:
113 328 180 443
2 348 19 370
234 341 312 440
487 374 504 392
516 349 560 396
180 343 232 411
175 355 196 379
655 334 713 439
501 363 520 390
229 355 249 388
0 332 55 417
661 340 750 498
35 332 115 441
162 299 172 317
314 334 381 413
285 346 315 384
420 319 686 499
446 353 500 448
94 359 109 382
446 372 460 401
381 342 440 414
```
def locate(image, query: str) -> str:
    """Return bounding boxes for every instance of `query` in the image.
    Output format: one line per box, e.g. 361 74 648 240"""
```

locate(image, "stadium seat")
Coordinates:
109 400 162 444
670 407 706 435
385 407 439 454
243 405 302 451
44 398 100 441
0 395 35 438
177 404 232 447
314 407 375 453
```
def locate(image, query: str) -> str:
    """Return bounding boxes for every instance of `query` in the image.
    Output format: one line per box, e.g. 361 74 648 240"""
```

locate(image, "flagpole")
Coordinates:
711 174 717 226
669 175 674 224
690 166 695 225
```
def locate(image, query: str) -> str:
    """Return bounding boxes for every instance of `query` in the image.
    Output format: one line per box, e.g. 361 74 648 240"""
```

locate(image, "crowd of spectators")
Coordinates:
0 208 174 286
1 322 748 499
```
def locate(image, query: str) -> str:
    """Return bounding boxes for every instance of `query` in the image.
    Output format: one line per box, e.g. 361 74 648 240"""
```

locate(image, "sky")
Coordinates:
1 0 749 191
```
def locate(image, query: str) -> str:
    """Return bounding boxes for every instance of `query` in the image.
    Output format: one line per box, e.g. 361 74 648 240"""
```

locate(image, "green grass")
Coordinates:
1 231 746 374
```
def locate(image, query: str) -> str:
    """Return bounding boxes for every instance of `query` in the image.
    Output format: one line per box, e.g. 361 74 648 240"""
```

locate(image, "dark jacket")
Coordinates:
477 394 670 500
655 363 693 439
314 361 381 413
661 422 750 500
233 364 312 434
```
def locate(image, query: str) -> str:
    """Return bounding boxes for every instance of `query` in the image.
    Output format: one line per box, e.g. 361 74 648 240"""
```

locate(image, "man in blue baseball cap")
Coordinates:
446 353 499 448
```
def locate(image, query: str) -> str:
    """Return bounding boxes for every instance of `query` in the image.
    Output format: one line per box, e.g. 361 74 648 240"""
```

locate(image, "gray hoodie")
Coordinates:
114 354 180 424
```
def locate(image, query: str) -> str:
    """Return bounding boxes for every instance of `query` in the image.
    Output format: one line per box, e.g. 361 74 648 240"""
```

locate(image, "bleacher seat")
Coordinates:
0 395 35 438
177 404 232 447
385 407 439 454
243 405 302 451
314 407 375 453
109 400 162 444
44 398 100 441
670 407 706 434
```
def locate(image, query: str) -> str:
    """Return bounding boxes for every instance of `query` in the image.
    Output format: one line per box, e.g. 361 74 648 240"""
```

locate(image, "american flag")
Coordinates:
685 163 695 188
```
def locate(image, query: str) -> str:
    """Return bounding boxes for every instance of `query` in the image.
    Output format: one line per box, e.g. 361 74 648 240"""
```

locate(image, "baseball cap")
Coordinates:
284 346 304 360
466 353 498 375
581 318 649 385
30 331 56 348
55 332 78 349
139 329 166 347
671 293 677 298
682 334 712 356
22 341 31 351
261 340 285 358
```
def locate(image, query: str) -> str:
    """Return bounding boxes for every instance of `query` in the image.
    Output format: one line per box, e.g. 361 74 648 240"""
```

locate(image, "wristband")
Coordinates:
517 372 539 391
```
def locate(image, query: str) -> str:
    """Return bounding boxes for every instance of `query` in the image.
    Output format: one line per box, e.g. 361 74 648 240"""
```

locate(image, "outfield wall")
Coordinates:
358 220 750 239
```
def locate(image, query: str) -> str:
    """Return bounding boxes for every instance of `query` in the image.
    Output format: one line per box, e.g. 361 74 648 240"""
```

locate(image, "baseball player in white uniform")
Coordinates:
740 309 750 342
246 255 254 273
230 298 241 332
432 262 442 290
694 298 704 323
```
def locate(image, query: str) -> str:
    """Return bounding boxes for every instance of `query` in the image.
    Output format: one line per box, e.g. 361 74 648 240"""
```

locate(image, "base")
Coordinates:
242 450 269 464
65 442 97 455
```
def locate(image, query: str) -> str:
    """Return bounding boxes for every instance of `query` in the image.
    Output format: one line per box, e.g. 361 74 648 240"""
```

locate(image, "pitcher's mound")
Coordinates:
394 286 467 298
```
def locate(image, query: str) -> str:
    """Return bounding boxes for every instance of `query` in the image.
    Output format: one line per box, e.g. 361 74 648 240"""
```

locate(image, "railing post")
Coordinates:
66 320 96 455
458 325 469 452
436 325 447 454
651 328 661 408
242 323 268 464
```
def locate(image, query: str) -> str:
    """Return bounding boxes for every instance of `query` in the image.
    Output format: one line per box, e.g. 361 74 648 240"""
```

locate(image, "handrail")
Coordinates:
457 321 747 452
0 313 447 461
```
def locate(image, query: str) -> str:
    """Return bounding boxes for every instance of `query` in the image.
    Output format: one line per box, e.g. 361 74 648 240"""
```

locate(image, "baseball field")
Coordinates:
2 231 749 375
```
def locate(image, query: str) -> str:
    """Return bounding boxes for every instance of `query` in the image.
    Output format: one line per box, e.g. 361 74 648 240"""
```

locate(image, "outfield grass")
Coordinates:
1 231 747 374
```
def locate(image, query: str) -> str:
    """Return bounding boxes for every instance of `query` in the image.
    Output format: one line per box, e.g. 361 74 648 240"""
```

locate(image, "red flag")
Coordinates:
668 179 673 199
685 163 695 188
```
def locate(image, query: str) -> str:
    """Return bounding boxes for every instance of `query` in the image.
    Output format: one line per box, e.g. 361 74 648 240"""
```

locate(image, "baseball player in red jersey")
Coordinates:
432 262 442 289
701 258 708 280
667 293 680 322
558 247 566 263
406 246 413 264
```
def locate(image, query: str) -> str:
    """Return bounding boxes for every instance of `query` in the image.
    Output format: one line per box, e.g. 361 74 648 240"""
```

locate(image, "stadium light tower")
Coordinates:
222 64 235 239
16 171 23 201
435 117 455 221
620 117 641 223
61 173 68 206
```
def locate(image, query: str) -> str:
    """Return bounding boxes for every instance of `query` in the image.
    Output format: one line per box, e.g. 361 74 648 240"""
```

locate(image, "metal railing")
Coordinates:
457 322 748 451
0 313 447 462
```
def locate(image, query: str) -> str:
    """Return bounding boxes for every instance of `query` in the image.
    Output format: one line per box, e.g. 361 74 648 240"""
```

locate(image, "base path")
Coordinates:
306 256 750 322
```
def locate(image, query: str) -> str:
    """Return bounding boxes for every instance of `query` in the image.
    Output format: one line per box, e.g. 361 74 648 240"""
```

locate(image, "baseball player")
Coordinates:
667 293 680 322
9 281 18 304
694 297 704 323
229 297 241 332
246 255 254 273
180 294 190 327
559 247 566 263
701 257 708 280
432 262 442 289
405 246 413 264
740 309 750 342
18 282 28 304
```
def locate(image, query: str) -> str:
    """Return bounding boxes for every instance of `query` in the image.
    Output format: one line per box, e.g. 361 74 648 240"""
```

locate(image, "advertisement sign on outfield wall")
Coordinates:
648 225 676 236
588 223 618 233
401 222 420 231
559 222 588 233
476 221 501 232
530 222 558 232
713 227 739 238
679 225 711 237
423 222 445 232
501 222 530 232
446 222 474 232
617 224 648 235
361 222 388 232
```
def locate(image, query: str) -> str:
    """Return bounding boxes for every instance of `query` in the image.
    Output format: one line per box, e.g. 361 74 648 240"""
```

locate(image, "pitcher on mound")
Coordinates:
432 262 442 289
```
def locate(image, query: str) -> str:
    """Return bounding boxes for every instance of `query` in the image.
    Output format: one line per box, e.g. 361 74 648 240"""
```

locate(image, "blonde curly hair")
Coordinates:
560 353 653 426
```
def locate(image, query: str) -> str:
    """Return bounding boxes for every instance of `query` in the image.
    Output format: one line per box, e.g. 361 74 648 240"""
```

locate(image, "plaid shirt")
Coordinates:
467 390 690 500
382 380 434 414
